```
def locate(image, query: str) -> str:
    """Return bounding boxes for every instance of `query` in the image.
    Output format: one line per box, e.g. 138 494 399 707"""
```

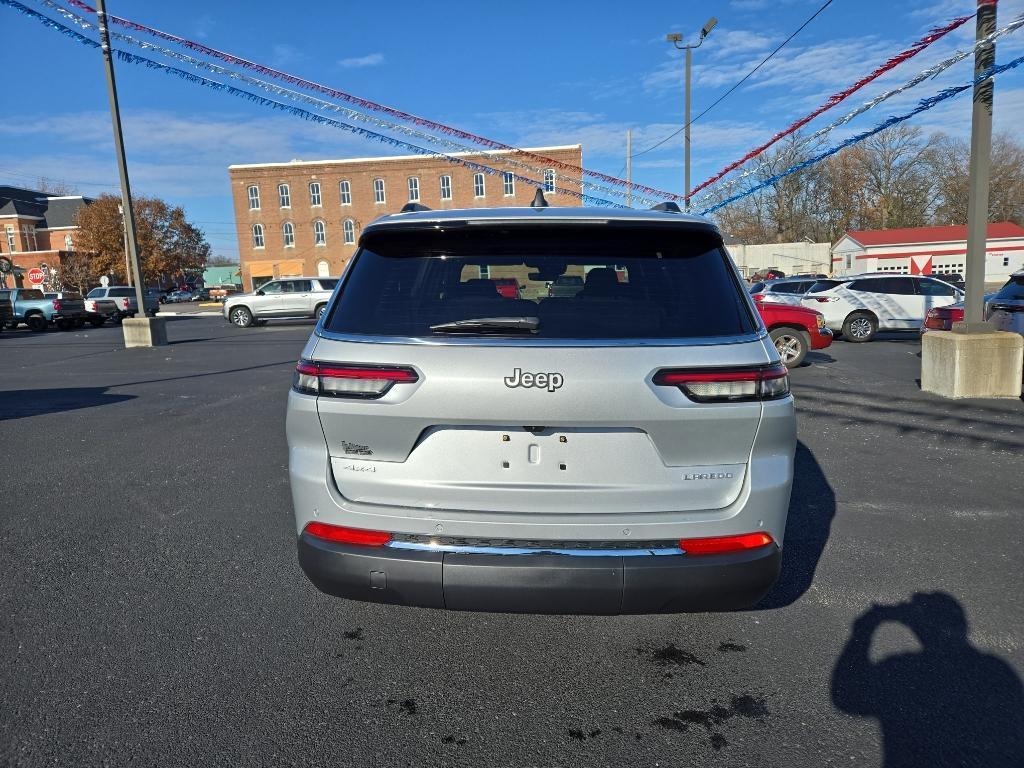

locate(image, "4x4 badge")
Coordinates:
504 368 564 392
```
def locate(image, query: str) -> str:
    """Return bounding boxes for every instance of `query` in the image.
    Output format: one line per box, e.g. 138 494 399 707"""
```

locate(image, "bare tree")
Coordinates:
34 177 80 196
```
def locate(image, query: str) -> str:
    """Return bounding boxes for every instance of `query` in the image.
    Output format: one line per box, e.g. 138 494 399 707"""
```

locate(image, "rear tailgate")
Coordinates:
314 338 771 514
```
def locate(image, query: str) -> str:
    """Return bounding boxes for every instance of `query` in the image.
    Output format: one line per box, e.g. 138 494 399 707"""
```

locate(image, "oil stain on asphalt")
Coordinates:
655 694 770 750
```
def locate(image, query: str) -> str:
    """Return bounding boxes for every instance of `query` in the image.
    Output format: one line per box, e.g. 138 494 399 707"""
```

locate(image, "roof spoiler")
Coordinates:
530 189 549 208
400 202 431 213
650 202 682 213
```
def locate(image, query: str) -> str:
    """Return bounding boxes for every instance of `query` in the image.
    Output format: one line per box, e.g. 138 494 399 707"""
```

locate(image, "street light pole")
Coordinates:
668 17 717 212
685 45 692 211
95 0 165 346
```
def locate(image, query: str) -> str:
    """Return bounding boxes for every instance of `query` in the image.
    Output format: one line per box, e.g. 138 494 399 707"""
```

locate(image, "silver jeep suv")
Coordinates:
224 276 337 327
286 203 796 614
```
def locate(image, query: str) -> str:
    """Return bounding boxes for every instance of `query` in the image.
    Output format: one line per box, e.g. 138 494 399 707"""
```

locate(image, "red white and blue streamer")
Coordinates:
62 0 684 202
700 52 1024 217
38 0 657 205
1 0 624 207
687 12 974 203
694 11 1024 208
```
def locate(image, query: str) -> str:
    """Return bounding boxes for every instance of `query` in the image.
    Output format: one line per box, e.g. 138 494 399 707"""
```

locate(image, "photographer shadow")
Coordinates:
831 592 1024 767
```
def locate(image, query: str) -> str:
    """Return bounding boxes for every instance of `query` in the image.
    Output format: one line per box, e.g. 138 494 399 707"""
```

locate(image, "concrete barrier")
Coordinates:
921 331 1023 399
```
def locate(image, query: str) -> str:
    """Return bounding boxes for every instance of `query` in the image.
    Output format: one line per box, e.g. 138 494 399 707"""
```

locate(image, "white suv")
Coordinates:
801 274 962 342
224 277 337 327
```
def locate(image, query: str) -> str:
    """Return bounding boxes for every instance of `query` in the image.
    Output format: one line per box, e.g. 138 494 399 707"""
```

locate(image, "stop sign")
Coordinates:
28 267 45 285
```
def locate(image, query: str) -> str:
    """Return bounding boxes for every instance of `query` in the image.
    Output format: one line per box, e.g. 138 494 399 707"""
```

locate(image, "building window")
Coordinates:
343 218 355 244
282 221 295 248
407 176 420 202
247 185 260 210
473 173 485 198
845 254 853 270
317 260 330 277
313 219 326 246
65 234 73 250
543 169 556 193
340 180 351 206
440 175 452 201
503 172 515 197
23 225 37 251
1003 256 1010 267
5 226 14 252
278 183 291 208
479 264 490 279
373 178 386 204
309 181 322 207
252 223 265 249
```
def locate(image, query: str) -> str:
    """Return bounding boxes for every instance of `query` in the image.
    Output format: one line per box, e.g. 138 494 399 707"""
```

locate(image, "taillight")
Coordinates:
810 296 836 303
121 298 130 309
680 532 774 556
292 359 418 399
303 521 392 547
51 300 62 311
653 364 789 403
751 293 765 301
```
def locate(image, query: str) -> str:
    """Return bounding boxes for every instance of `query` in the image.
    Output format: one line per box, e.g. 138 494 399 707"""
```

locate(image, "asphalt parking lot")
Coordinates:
2 317 1022 767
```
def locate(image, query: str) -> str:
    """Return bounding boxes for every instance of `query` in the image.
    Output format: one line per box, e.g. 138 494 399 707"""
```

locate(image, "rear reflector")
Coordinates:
751 293 765 302
680 532 774 556
303 521 393 547
654 364 789 402
293 359 418 399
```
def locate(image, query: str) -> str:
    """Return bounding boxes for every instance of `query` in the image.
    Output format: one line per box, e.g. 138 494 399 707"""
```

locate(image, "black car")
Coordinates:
190 288 213 301
932 272 965 290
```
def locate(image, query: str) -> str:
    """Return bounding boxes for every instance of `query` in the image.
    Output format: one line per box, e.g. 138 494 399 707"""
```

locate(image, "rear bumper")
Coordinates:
297 533 781 614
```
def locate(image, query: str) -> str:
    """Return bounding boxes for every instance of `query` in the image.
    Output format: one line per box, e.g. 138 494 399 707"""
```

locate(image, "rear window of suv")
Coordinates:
323 224 756 339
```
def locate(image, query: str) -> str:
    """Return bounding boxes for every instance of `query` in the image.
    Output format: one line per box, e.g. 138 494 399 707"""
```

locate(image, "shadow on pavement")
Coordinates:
831 592 1024 767
0 387 136 421
755 441 835 609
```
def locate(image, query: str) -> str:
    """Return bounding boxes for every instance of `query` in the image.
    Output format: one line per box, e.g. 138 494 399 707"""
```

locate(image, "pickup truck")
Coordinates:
85 286 159 319
0 292 12 333
756 300 833 368
0 287 87 331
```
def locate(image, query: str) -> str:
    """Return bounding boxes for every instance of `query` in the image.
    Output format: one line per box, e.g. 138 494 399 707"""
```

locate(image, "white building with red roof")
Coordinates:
831 222 1024 283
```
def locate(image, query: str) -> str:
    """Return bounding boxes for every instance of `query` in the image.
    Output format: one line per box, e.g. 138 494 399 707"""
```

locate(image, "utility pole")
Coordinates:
667 17 717 213
922 0 1023 399
95 0 165 346
625 130 632 208
957 0 997 333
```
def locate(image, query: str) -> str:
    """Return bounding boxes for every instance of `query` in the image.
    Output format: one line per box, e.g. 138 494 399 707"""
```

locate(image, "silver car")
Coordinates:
286 203 796 614
224 277 338 327
749 278 820 306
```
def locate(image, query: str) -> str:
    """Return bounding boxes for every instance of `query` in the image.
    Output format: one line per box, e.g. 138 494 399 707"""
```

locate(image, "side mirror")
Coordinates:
256 289 265 296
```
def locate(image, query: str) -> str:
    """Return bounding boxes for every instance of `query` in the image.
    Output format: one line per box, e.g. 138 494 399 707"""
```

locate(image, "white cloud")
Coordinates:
338 52 385 69
270 44 304 69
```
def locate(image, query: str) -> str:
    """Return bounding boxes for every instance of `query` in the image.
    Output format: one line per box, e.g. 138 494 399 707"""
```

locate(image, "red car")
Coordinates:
756 300 833 367
923 303 964 331
491 278 521 298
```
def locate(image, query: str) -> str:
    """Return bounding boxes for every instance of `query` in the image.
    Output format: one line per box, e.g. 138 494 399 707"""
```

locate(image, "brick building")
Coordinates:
0 186 92 287
228 145 583 290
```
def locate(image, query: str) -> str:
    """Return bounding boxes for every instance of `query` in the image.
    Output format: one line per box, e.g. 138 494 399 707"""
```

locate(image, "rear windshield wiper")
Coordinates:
429 316 540 334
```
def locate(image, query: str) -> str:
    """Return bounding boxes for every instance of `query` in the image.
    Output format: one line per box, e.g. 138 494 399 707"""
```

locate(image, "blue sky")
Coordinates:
2 0 1023 259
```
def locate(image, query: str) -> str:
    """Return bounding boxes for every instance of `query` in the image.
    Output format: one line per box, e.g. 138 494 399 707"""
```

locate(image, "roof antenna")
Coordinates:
530 188 549 208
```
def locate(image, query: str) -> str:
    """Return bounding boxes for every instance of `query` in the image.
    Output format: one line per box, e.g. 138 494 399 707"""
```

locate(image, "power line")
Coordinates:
631 0 835 159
